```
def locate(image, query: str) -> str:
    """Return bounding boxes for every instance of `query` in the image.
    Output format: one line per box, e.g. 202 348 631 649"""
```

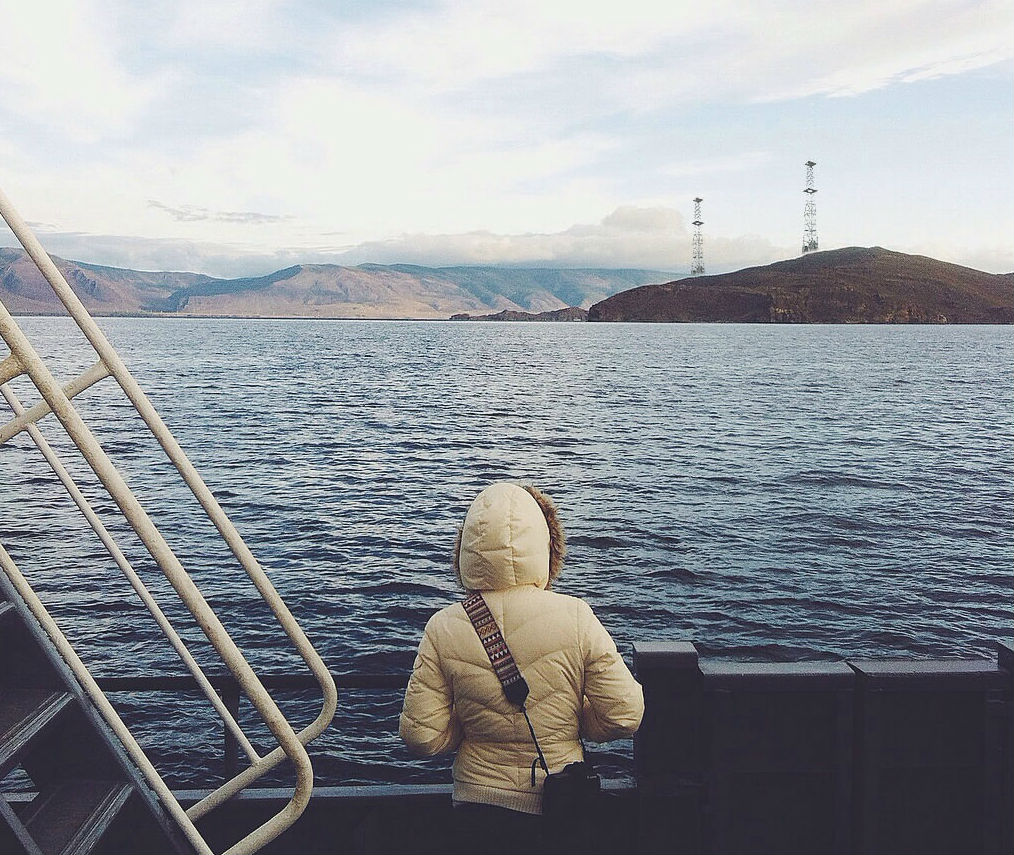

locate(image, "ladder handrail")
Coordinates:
0 184 337 753
0 545 216 855
0 185 337 855
1 381 261 766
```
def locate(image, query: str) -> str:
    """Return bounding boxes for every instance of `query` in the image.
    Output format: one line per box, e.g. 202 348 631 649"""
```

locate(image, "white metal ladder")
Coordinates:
0 185 338 855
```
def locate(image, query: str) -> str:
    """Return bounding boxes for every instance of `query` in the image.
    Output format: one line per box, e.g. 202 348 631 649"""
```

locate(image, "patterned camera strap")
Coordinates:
462 591 529 704
462 591 550 784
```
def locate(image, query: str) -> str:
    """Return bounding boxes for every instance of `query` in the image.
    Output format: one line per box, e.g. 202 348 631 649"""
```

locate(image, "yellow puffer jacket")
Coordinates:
399 482 644 814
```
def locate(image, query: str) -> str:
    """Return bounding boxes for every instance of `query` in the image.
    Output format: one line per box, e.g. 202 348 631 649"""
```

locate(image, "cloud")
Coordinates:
0 0 164 142
330 0 686 91
7 230 262 277
2 207 794 277
8 202 1011 279
904 240 1014 277
736 2 1013 102
660 152 773 180
161 0 289 53
1 1 1009 280
335 206 789 273
147 200 293 225
328 0 1013 108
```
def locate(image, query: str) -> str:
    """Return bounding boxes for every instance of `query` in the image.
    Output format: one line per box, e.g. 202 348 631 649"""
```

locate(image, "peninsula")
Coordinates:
588 246 1013 323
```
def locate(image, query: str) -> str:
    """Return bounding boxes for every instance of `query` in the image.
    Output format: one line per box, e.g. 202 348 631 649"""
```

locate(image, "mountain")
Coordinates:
0 248 213 315
588 247 1013 323
6 245 1009 323
0 248 671 318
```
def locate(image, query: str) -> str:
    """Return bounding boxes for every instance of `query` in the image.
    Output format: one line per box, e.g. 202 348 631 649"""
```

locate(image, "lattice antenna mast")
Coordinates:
691 197 705 275
802 160 818 254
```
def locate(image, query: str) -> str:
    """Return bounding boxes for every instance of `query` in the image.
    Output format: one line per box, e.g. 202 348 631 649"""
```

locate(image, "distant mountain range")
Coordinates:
2 245 1010 323
588 247 1013 323
0 248 671 318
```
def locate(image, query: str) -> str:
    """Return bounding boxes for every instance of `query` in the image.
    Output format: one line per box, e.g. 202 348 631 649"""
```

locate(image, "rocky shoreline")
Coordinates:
449 306 588 321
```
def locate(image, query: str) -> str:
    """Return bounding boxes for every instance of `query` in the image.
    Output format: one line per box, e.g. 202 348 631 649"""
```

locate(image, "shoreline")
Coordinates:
11 312 1014 325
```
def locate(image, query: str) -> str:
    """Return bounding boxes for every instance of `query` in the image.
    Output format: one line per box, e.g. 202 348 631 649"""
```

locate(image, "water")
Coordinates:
1 317 1011 787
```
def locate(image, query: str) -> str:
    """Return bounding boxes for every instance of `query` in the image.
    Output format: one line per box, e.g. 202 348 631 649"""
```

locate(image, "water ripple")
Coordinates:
1 318 1011 787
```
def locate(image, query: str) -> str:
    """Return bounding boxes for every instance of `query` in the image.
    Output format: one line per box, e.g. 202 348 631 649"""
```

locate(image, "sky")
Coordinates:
0 0 1011 278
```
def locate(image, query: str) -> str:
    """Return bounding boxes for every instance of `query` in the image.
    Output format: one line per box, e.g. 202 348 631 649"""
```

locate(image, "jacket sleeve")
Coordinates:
399 616 464 756
577 601 645 743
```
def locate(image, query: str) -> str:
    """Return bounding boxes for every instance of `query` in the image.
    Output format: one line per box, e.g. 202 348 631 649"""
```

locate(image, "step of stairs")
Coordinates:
0 691 73 780
0 583 193 855
7 779 133 855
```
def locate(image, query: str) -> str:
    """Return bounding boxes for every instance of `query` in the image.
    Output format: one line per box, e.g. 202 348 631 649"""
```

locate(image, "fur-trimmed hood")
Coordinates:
454 482 566 591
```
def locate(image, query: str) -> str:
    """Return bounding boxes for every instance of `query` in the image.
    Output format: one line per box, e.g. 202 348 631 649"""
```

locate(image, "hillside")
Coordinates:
0 248 670 318
5 245 1009 323
0 248 212 315
588 247 1013 323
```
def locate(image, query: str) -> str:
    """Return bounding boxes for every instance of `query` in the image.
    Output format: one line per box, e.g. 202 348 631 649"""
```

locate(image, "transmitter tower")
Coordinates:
691 197 705 275
802 161 818 254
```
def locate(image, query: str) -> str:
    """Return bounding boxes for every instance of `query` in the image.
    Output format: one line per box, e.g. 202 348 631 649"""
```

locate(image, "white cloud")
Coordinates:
745 1 1013 101
661 152 774 180
903 239 1014 276
330 0 691 90
2 206 792 277
104 73 625 246
7 203 1011 279
0 0 1010 277
161 0 288 53
338 205 788 272
0 0 163 142
329 0 1013 107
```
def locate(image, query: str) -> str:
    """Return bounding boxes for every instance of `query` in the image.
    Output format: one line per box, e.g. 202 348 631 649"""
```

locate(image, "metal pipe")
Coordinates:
0 359 110 444
0 544 215 855
0 183 337 758
0 295 312 851
0 185 329 853
0 353 23 384
1 381 261 765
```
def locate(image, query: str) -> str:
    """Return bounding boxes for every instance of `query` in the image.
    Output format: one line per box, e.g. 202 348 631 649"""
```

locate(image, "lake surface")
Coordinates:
1 317 1011 786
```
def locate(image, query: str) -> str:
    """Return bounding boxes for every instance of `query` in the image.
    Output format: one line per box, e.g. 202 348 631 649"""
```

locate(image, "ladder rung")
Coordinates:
18 779 133 855
0 353 24 385
0 690 74 776
0 360 111 444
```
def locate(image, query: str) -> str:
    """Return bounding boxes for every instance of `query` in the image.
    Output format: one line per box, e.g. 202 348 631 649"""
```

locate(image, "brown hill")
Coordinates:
0 249 670 319
588 247 1013 324
147 263 499 318
0 248 209 315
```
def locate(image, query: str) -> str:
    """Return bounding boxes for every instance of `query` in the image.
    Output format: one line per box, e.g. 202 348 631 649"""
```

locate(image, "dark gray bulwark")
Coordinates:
633 642 1013 855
